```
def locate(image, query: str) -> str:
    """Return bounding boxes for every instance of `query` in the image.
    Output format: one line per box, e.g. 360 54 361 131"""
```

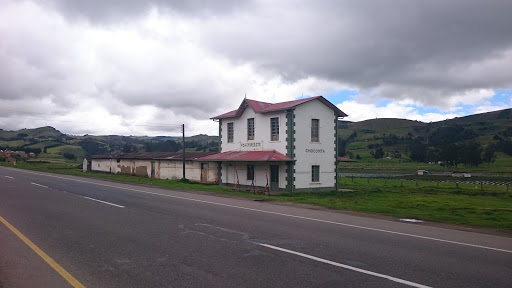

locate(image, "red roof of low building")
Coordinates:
197 150 293 162
212 96 348 119
91 152 217 160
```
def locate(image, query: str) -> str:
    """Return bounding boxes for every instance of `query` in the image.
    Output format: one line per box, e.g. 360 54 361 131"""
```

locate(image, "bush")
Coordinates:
63 152 77 160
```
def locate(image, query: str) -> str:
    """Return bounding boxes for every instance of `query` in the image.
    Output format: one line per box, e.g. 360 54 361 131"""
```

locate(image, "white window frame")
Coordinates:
247 118 255 140
311 165 320 182
270 117 279 141
311 119 319 142
227 122 234 143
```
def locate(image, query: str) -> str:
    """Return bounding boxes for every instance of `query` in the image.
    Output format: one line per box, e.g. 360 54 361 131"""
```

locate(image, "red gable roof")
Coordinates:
212 96 348 119
197 150 293 162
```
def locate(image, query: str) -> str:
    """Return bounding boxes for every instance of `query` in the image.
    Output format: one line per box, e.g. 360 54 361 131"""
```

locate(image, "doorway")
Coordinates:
201 163 208 183
270 165 279 191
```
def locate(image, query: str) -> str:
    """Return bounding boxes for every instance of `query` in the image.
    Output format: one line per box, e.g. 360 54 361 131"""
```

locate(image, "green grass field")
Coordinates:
340 152 512 173
2 161 511 232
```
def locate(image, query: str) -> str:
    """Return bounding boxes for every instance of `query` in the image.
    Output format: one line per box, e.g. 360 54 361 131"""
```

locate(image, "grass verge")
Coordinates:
2 161 512 231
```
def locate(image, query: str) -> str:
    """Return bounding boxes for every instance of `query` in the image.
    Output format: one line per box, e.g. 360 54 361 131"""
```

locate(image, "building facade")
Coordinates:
87 152 218 183
201 96 347 192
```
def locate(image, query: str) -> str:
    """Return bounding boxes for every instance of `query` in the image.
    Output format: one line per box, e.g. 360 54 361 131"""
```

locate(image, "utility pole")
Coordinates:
182 124 186 180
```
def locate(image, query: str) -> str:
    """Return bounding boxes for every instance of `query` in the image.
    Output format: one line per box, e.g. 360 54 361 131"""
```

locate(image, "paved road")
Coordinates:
1 166 511 287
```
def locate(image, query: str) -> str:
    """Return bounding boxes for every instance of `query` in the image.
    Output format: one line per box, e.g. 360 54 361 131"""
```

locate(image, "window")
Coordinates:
247 164 254 181
247 118 255 140
227 122 234 143
312 165 320 182
270 117 279 141
311 119 319 142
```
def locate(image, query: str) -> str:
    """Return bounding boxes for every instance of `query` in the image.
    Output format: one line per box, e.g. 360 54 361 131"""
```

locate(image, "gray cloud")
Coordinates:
44 0 253 23
200 0 512 104
1 0 511 135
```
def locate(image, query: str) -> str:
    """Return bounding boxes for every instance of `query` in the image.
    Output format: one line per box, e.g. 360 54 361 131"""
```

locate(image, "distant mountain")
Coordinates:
347 118 426 131
0 126 65 140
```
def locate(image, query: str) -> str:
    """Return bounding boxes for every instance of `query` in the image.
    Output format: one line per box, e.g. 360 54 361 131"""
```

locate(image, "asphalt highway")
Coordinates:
0 166 511 287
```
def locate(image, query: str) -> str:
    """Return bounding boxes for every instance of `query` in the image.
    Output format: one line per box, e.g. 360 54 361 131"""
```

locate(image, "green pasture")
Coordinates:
0 140 27 147
25 141 61 149
47 145 86 158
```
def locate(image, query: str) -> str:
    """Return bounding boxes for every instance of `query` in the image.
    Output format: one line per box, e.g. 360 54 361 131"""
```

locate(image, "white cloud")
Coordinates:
338 100 461 123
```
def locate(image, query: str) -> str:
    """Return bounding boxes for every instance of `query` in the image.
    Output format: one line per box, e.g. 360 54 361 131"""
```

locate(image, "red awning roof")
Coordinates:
198 150 293 162
212 96 348 119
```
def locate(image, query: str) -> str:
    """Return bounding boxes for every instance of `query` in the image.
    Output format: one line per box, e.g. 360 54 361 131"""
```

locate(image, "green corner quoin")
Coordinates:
335 113 339 191
286 109 295 193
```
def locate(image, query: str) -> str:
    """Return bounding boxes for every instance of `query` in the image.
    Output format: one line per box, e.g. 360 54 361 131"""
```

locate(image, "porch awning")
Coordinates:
197 150 293 162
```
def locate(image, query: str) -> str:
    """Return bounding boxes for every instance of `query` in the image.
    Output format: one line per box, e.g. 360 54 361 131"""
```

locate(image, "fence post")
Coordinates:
367 178 370 184
456 182 459 189
415 180 418 188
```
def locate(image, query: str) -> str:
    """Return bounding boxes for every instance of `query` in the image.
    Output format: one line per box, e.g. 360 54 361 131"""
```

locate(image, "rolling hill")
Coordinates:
1 108 511 166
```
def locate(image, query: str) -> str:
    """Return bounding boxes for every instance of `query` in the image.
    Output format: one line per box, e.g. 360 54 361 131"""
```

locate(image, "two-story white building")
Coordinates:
200 96 347 193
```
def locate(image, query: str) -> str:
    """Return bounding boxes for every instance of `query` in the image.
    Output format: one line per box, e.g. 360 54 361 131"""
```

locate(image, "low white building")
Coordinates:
201 96 347 192
86 152 218 183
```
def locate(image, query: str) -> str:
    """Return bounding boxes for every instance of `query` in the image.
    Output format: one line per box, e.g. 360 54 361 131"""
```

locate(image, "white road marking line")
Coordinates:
8 169 512 254
4 176 14 179
81 196 125 208
31 182 48 188
259 243 432 288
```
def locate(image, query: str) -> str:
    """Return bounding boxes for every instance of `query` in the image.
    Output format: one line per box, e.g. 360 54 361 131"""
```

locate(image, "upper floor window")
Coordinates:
312 165 320 182
227 122 234 143
270 117 279 141
311 119 319 142
247 118 255 140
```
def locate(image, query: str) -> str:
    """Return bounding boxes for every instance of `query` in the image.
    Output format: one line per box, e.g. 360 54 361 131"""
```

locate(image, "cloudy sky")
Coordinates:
1 0 511 136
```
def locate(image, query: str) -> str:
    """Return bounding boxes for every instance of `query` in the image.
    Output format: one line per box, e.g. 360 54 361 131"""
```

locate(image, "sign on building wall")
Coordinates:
240 142 263 151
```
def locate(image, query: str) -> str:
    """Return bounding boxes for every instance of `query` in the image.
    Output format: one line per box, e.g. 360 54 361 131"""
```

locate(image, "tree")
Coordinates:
459 141 483 168
374 147 384 159
122 143 137 153
439 143 459 167
337 138 347 157
409 142 427 162
483 143 497 167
